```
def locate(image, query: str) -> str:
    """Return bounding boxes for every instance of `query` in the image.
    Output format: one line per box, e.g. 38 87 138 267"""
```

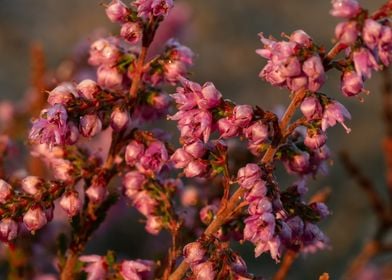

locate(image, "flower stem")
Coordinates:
129 46 148 99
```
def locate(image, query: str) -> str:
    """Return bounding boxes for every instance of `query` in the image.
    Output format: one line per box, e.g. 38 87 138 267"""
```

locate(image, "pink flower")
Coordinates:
47 83 78 106
59 191 82 217
125 141 145 166
169 109 213 143
237 164 262 189
0 179 12 203
217 118 239 138
120 259 154 280
123 171 146 199
145 216 163 235
378 25 392 66
341 70 364 97
330 0 361 18
335 21 358 45
170 148 193 168
86 182 108 204
184 159 208 177
79 255 107 280
105 0 129 23
0 219 18 242
245 180 267 202
29 104 71 146
233 105 253 128
321 101 351 133
110 106 130 131
184 139 206 158
77 79 101 101
244 121 269 145
137 141 168 173
133 190 156 216
133 0 173 18
362 19 383 50
304 130 327 149
51 158 73 182
89 38 120 66
197 82 222 110
80 114 102 137
183 241 206 265
353 48 379 79
192 261 216 280
284 151 311 174
23 206 47 232
97 65 124 90
248 197 272 216
300 96 323 120
199 204 218 225
21 176 42 196
302 56 326 92
290 30 312 47
120 22 142 44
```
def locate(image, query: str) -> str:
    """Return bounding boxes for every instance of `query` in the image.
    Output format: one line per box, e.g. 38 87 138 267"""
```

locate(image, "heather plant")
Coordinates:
0 0 391 279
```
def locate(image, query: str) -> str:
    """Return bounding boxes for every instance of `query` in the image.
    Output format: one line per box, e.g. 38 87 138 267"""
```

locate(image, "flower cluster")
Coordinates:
257 30 326 92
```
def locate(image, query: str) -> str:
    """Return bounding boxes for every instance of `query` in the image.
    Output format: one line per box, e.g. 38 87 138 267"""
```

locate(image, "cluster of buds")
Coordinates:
257 30 326 93
183 238 254 279
79 253 154 280
332 0 391 97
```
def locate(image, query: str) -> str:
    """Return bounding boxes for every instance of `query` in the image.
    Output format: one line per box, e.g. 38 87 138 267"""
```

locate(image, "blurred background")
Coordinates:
0 0 391 279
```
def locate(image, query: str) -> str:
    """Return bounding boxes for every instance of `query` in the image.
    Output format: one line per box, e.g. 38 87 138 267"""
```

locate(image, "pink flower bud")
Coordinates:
171 148 193 169
23 206 47 232
245 180 267 202
199 204 218 225
353 48 380 80
110 107 130 131
197 82 222 110
138 141 168 173
248 197 272 216
120 22 142 44
77 79 101 101
341 71 364 97
330 0 361 18
302 56 325 92
86 182 107 204
379 26 392 66
290 30 312 47
21 176 43 196
244 121 269 145
47 83 78 106
123 171 145 199
51 159 73 182
151 0 174 17
125 141 145 166
217 118 239 138
300 96 322 120
145 216 163 235
120 259 154 280
0 218 18 242
184 139 206 158
335 21 358 45
133 190 156 216
237 164 262 189
106 0 129 23
97 65 124 90
0 179 12 203
181 186 199 206
233 105 253 127
80 114 102 137
192 261 216 280
285 152 310 174
89 38 120 66
304 130 327 149
321 101 351 133
310 202 330 218
183 242 206 265
184 160 208 178
80 255 108 280
59 192 82 217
